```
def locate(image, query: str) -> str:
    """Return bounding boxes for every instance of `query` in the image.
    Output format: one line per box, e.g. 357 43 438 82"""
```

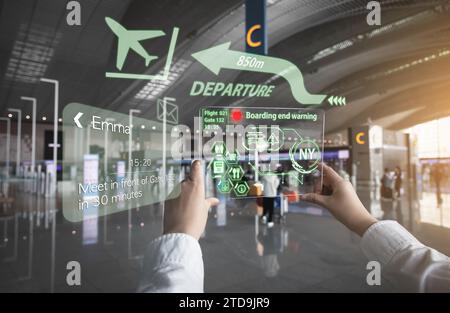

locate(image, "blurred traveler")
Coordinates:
394 166 402 198
261 170 280 228
381 168 395 199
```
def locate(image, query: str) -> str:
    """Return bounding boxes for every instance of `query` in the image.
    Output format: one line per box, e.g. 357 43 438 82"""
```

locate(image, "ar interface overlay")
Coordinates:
62 103 181 223
199 107 324 199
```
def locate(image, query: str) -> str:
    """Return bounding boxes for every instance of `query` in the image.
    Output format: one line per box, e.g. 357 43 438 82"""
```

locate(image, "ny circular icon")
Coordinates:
289 139 321 174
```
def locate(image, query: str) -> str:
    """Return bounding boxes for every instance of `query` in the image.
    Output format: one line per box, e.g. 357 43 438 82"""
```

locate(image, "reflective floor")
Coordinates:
1 180 449 292
420 192 450 228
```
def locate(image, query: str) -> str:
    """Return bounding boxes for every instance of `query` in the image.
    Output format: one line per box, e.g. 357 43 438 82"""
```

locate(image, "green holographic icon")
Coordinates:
217 178 233 194
105 17 179 80
227 165 245 182
225 150 240 164
289 139 321 175
211 141 228 156
233 181 250 197
211 158 227 178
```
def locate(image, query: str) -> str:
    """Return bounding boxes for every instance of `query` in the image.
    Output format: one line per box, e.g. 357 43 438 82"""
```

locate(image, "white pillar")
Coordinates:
21 97 37 173
8 108 21 176
0 118 11 178
40 78 59 196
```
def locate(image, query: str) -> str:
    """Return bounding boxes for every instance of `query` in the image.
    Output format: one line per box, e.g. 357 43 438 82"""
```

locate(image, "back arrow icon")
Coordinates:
74 112 83 128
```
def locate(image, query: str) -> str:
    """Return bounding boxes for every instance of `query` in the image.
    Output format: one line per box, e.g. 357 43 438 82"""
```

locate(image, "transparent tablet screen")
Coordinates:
199 107 324 199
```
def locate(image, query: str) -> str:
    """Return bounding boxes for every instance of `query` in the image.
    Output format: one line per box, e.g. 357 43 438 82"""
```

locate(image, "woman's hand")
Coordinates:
163 160 219 240
300 163 378 236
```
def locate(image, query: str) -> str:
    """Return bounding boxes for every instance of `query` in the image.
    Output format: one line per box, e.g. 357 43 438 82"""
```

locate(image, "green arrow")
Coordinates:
191 42 327 105
328 96 334 106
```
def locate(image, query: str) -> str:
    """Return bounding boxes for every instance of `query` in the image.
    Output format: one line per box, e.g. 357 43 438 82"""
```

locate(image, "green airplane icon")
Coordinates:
105 17 165 71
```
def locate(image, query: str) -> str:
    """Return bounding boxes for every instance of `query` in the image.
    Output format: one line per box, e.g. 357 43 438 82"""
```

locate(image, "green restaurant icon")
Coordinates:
233 181 250 197
227 165 244 182
105 16 179 80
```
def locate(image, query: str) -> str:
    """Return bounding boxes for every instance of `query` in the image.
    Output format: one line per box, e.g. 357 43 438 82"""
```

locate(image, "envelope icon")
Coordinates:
157 97 178 124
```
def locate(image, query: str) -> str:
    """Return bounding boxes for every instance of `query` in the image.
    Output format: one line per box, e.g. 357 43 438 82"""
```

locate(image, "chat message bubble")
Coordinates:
62 103 181 222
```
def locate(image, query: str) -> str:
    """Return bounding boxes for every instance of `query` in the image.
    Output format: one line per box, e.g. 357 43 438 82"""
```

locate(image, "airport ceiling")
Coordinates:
0 0 450 133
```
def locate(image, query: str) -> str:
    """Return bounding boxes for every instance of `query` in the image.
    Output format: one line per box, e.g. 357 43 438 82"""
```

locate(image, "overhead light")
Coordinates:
25 115 30 119
141 125 145 129
4 24 61 83
58 118 62 122
367 49 450 80
7 113 12 118
307 11 433 65
42 116 47 121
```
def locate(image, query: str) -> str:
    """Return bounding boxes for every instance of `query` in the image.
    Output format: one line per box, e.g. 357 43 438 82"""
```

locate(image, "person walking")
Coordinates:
261 173 280 228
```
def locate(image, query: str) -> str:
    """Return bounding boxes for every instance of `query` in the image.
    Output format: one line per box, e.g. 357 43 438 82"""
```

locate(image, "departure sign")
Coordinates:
199 107 324 199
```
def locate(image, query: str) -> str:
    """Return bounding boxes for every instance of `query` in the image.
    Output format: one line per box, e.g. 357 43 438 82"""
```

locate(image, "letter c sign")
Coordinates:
356 132 366 145
246 24 262 48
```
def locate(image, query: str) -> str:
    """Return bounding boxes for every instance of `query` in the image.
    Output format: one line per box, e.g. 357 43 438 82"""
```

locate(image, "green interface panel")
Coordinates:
199 107 324 199
62 103 181 222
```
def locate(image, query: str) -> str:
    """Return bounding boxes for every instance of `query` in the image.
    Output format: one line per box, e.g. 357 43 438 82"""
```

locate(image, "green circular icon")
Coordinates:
289 139 321 174
233 181 250 197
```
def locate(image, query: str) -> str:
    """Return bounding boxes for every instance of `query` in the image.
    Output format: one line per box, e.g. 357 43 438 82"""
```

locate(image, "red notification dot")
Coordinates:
231 109 243 122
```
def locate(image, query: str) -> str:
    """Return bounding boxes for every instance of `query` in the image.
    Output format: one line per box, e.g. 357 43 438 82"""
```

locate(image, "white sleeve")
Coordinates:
138 233 204 293
361 220 450 292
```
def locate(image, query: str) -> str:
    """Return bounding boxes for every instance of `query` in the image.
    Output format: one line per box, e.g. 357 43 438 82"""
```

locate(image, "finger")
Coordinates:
206 197 220 208
189 160 203 186
299 193 328 208
319 162 343 189
166 182 182 199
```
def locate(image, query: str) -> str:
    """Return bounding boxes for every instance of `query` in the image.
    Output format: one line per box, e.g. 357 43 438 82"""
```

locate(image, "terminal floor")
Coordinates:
0 182 448 292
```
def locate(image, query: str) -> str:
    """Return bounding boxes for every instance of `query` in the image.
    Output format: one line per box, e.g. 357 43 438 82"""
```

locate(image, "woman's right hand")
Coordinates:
300 163 378 236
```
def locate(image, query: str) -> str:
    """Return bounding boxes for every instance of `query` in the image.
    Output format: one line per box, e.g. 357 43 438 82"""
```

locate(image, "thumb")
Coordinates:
206 197 220 208
300 193 329 208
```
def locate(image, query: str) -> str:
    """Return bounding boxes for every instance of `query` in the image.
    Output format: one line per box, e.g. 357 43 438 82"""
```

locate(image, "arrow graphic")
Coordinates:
191 42 326 105
327 96 347 106
74 112 83 128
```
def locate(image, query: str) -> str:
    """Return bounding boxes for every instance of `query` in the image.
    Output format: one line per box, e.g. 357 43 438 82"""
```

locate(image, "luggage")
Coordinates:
283 190 299 203
249 183 263 196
